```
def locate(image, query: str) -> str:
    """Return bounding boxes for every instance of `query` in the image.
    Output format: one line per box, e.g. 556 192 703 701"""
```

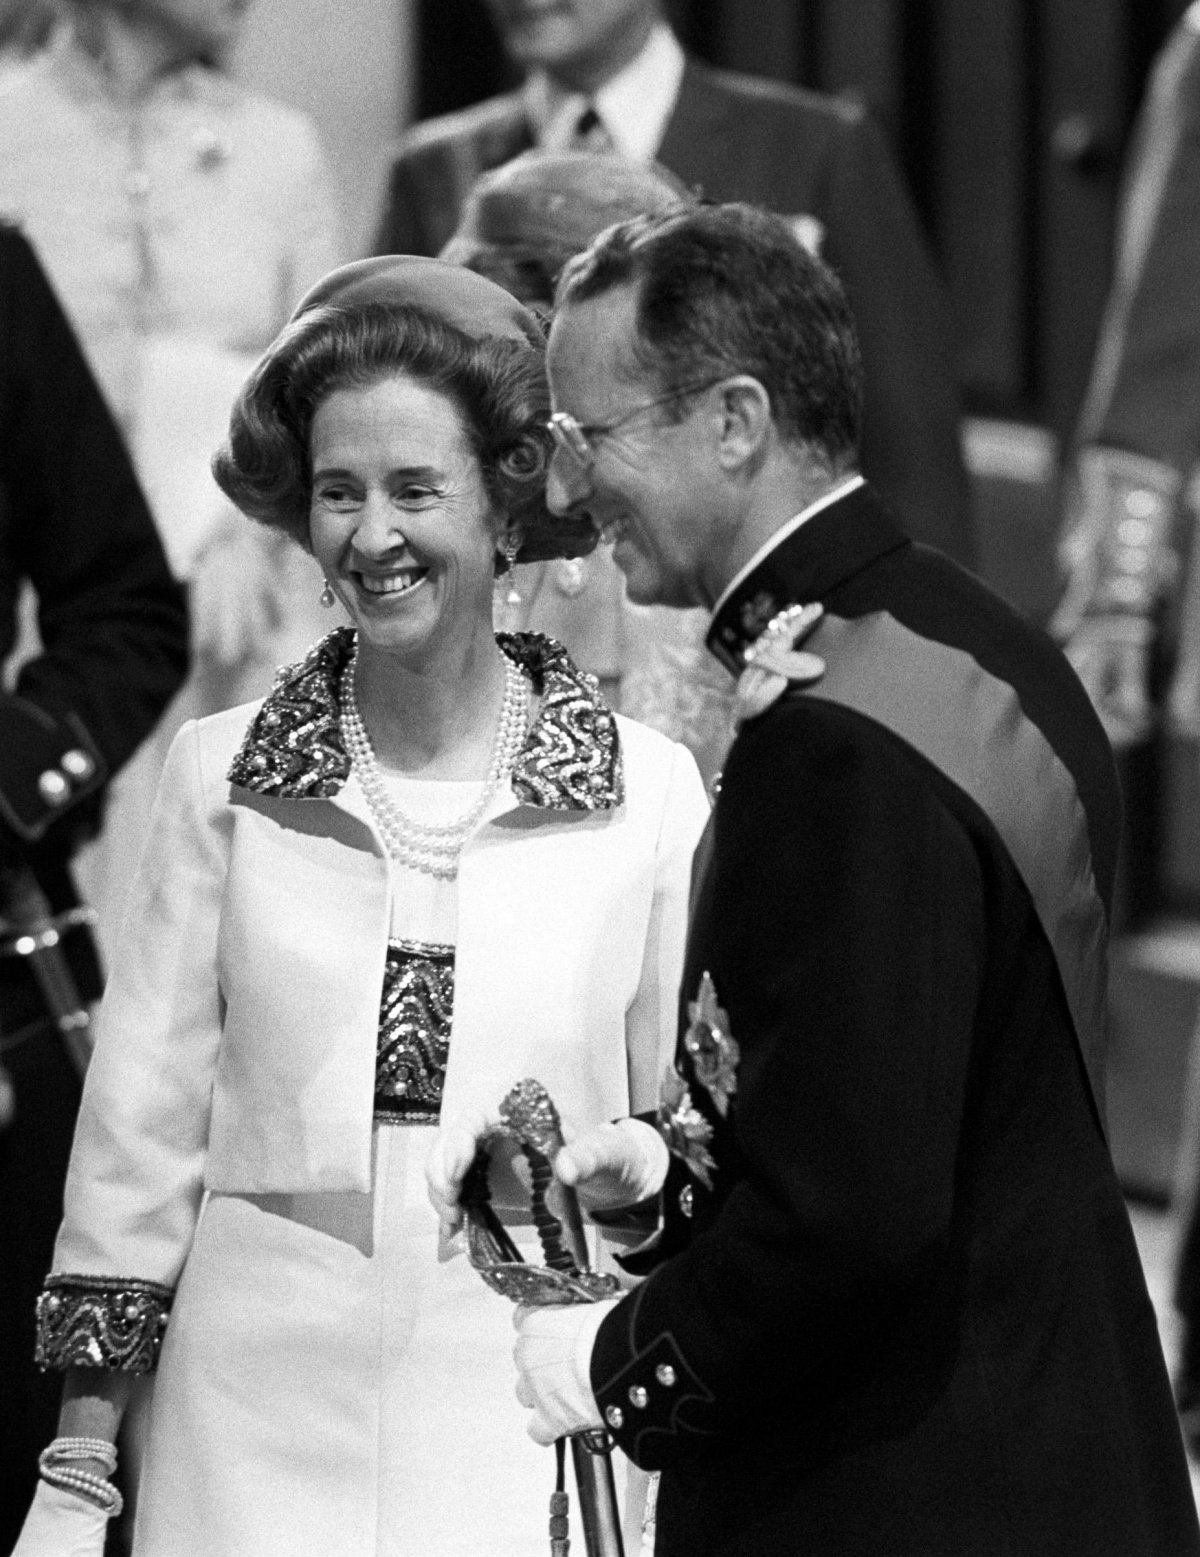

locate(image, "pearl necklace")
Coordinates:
339 648 529 880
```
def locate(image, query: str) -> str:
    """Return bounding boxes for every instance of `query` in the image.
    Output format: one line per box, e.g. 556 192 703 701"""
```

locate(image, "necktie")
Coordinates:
571 103 615 153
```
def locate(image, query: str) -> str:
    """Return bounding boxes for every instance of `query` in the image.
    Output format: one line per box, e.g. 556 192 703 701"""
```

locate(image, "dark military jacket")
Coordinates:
590 483 1199 1556
374 56 973 569
0 224 188 1031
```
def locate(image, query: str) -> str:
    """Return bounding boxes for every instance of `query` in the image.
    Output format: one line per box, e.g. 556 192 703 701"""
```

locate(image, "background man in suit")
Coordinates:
0 224 188 1546
430 203 1200 1555
375 0 975 568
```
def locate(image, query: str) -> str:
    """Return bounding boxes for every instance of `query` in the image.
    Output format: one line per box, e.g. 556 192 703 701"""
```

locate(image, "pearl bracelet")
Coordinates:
37 1459 124 1517
41 1436 118 1474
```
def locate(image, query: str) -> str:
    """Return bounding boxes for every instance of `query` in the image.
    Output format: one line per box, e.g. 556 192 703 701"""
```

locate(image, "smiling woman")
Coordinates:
13 256 709 1557
214 272 594 782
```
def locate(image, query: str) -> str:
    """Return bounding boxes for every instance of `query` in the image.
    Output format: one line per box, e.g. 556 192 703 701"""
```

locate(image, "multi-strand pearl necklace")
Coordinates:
339 647 529 879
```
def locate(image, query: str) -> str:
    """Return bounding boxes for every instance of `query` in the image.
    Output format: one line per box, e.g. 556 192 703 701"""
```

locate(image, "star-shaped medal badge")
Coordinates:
656 1064 717 1190
734 601 826 726
684 971 740 1117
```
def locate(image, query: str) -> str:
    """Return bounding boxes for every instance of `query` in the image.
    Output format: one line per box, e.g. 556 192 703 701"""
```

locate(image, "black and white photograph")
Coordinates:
4 1 1200 1553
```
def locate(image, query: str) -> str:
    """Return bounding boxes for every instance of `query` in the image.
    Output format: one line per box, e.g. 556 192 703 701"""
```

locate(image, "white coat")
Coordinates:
46 630 709 1334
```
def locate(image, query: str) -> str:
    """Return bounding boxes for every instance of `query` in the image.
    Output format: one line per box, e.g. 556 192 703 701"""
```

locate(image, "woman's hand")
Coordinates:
425 1109 501 1243
428 1114 668 1232
11 1481 110 1557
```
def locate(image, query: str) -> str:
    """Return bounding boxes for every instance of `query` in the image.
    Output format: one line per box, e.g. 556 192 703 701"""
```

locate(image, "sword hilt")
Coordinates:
501 1078 591 1273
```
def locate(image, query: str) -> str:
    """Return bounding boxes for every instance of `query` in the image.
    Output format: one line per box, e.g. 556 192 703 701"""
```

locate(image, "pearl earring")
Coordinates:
319 579 336 609
498 534 522 607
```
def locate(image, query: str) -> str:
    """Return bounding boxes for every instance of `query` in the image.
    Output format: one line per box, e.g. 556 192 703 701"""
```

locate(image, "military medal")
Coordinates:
738 589 781 640
684 971 740 1117
656 1064 717 1190
734 600 825 724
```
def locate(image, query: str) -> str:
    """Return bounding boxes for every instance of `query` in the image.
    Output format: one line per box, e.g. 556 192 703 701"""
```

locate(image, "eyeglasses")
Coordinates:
546 378 725 478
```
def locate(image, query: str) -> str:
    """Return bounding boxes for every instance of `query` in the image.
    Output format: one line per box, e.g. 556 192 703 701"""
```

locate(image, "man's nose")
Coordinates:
547 448 590 517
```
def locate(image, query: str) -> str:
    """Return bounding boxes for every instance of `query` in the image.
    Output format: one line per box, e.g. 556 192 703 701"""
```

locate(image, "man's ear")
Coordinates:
715 376 773 471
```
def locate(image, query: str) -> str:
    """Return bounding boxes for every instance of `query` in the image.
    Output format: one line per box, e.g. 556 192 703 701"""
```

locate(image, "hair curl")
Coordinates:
557 203 863 473
213 301 595 564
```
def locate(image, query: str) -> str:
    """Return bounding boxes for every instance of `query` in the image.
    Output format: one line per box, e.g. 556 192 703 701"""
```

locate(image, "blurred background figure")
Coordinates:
1053 1 1200 754
442 146 734 783
0 0 344 959
0 221 187 1552
0 0 54 68
376 0 975 571
1052 0 1200 1462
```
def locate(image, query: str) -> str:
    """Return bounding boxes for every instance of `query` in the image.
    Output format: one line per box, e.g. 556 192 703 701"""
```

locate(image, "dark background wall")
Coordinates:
417 0 1193 438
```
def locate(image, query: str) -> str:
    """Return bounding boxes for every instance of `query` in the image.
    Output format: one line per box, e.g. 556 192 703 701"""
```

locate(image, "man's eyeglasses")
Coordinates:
546 378 724 477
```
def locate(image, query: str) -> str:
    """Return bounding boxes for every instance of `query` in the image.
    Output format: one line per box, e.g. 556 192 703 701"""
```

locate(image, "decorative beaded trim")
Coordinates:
227 628 623 812
374 939 454 1123
501 632 625 811
227 630 351 797
35 1274 173 1373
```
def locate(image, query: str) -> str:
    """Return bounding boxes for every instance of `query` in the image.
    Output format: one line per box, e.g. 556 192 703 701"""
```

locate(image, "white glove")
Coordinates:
514 1299 618 1445
425 1107 501 1243
555 1118 669 1215
11 1481 110 1557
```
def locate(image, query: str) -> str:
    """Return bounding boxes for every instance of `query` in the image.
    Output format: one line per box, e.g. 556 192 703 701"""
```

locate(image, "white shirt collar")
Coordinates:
710 475 866 622
523 22 685 163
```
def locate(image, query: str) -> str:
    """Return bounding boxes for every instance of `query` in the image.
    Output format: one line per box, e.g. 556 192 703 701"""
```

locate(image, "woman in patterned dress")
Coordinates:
13 257 708 1556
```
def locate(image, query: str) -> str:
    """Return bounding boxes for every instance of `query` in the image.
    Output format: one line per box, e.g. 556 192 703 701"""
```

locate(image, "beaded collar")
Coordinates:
227 626 624 812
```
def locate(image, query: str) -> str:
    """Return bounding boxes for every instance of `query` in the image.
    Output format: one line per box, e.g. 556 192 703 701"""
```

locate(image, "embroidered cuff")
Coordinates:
35 1274 173 1373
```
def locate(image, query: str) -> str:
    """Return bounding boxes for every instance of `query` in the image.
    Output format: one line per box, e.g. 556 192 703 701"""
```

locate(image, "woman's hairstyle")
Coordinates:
213 300 595 563
440 150 697 313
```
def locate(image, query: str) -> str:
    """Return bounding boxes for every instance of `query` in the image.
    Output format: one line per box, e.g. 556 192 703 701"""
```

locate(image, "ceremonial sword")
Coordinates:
462 1079 625 1557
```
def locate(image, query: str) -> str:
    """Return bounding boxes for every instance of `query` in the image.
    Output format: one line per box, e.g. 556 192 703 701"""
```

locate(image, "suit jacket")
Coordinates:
0 224 188 1029
375 58 973 567
41 630 707 1368
589 485 1199 1556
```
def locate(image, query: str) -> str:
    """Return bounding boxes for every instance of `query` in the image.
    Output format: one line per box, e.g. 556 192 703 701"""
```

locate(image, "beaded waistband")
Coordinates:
374 937 454 1123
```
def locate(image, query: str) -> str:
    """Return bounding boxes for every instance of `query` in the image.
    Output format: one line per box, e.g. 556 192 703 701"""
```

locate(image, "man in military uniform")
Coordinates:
0 225 188 1548
431 204 1200 1554
375 0 973 570
1053 2 1200 747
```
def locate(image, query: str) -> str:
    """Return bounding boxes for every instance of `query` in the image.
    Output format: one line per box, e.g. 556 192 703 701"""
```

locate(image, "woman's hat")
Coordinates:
440 151 695 284
291 254 545 347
